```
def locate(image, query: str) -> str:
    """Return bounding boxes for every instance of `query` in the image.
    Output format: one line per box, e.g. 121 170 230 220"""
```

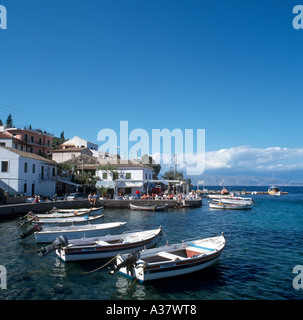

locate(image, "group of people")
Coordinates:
88 193 97 205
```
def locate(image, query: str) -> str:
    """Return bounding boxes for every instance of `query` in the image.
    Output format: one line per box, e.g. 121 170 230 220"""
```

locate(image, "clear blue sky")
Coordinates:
0 0 302 179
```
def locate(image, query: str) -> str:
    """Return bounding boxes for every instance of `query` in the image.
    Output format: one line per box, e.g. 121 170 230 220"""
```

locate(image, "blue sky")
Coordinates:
0 0 303 180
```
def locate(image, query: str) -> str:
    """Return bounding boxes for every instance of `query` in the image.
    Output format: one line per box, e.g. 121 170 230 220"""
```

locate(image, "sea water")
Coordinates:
0 186 303 300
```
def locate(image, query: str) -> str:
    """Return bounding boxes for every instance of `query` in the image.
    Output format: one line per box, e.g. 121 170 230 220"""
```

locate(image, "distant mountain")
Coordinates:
187 174 303 187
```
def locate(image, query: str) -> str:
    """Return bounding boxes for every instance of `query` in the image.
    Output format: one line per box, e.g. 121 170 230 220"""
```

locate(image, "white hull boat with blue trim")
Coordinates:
32 214 105 227
111 233 225 283
52 227 162 262
34 222 127 243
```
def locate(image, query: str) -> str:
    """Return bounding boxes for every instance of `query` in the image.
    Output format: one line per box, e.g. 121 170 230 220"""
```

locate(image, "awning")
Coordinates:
56 178 83 187
116 181 143 188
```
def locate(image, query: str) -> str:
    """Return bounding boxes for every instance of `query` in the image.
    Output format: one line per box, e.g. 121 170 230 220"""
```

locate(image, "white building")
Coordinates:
0 146 57 197
95 159 154 196
52 147 93 163
61 136 98 151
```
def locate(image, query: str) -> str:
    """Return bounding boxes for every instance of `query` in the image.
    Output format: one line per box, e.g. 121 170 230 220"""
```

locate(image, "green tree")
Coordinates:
6 114 13 128
0 119 2 126
53 131 67 149
163 169 184 181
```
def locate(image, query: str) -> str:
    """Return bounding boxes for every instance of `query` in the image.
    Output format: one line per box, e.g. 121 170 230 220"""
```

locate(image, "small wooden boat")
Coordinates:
36 209 92 219
129 203 168 212
31 214 104 227
207 194 253 202
111 233 225 283
34 222 127 243
49 207 103 213
209 201 252 210
211 198 253 206
268 186 281 196
38 227 162 261
20 210 92 221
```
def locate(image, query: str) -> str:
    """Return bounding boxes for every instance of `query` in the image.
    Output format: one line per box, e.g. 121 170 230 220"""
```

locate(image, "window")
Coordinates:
113 172 119 180
31 136 34 143
39 137 42 145
1 161 8 172
52 167 55 176
126 172 131 179
0 143 5 147
24 183 27 193
102 172 108 179
47 139 50 146
24 162 28 173
32 164 35 174
24 134 28 142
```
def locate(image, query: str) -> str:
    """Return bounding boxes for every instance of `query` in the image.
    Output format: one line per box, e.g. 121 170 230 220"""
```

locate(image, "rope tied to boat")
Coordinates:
81 255 118 275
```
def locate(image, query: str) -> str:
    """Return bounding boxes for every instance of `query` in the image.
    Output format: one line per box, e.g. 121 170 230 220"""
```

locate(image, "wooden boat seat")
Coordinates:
157 251 186 261
96 240 109 246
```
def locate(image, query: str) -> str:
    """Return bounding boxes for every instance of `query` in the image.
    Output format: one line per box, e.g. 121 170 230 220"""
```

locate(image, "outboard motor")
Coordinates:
20 211 34 221
110 250 141 275
37 235 69 257
20 214 39 227
20 224 42 239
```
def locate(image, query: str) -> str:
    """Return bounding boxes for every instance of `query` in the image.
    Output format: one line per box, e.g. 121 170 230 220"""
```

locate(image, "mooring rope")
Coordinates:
81 255 118 275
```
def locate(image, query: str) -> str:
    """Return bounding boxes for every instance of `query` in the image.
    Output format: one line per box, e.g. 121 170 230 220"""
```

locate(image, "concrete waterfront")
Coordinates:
0 198 202 216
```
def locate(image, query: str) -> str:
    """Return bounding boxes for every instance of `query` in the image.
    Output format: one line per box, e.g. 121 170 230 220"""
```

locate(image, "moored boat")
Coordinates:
34 222 127 243
209 201 252 210
111 233 225 283
49 207 103 213
129 203 168 212
268 186 281 196
38 227 162 261
30 214 104 227
211 198 253 206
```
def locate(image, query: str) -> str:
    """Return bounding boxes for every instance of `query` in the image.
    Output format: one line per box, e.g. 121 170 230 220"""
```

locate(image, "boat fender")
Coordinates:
110 250 141 274
37 235 69 257
20 224 42 239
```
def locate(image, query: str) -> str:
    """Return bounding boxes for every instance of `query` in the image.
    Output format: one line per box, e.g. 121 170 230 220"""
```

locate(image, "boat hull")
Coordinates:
116 234 225 283
57 228 162 262
34 214 104 227
130 204 167 211
34 222 126 243
209 202 251 210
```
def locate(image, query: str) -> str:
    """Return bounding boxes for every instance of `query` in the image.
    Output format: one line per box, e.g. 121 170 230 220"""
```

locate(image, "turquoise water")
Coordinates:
1 186 303 300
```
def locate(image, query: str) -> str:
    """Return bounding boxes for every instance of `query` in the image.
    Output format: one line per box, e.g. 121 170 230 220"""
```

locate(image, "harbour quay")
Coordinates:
0 198 202 216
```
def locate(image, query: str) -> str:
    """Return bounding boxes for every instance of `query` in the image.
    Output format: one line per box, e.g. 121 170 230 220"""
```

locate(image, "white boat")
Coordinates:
268 186 281 196
207 194 253 202
38 227 162 261
36 209 92 219
129 203 168 212
209 201 252 210
34 222 127 243
31 214 104 227
211 198 253 206
111 233 225 283
49 207 103 213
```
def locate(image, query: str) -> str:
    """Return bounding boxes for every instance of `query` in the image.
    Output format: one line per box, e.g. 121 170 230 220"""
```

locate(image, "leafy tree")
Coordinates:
53 131 67 149
6 114 13 128
0 119 2 126
163 169 184 181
